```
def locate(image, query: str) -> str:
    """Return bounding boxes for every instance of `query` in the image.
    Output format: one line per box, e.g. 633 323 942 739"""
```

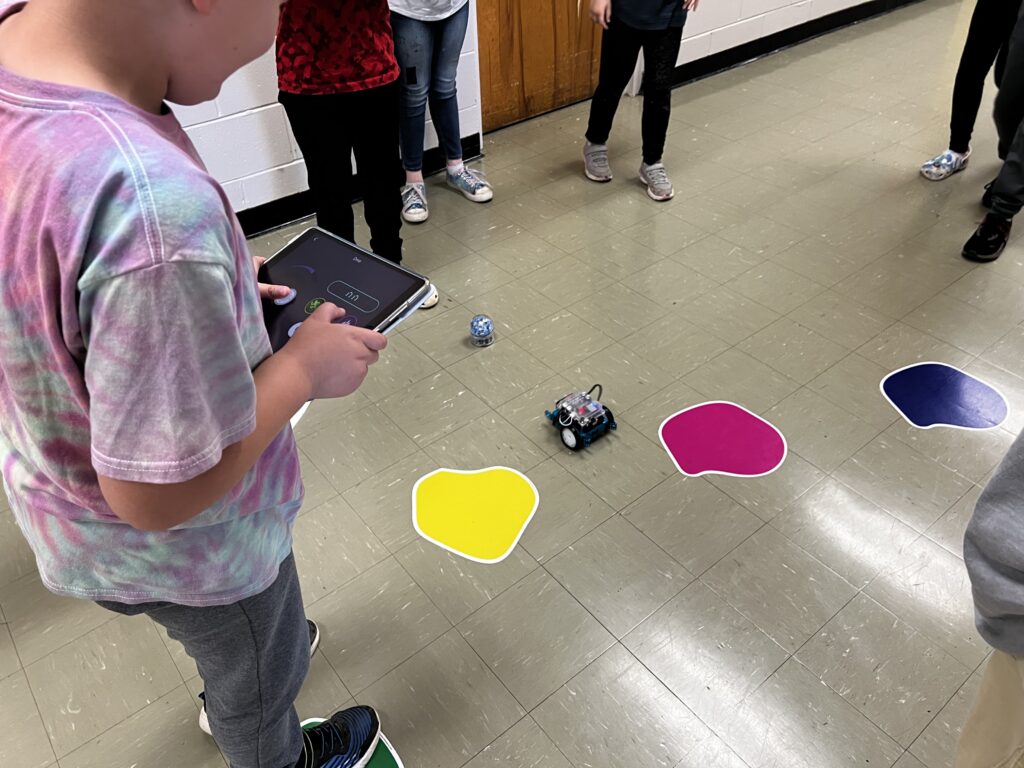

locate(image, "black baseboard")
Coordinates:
237 132 482 237
672 0 928 88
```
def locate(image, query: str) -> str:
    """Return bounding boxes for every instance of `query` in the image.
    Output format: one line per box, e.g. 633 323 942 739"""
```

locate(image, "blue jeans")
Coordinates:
391 4 469 172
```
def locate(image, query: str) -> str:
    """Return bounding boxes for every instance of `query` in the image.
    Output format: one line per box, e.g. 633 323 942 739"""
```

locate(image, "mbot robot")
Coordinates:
545 385 617 451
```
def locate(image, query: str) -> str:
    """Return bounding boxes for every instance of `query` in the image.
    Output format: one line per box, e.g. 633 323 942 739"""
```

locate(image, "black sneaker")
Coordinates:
199 619 321 735
297 706 381 768
982 179 996 209
963 213 1012 262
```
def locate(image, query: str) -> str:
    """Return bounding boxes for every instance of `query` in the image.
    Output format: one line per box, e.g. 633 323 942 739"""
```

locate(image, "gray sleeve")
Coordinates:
965 429 1024 655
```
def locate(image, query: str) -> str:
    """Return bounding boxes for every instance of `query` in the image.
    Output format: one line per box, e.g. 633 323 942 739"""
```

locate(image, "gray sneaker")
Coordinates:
639 162 674 201
583 141 612 182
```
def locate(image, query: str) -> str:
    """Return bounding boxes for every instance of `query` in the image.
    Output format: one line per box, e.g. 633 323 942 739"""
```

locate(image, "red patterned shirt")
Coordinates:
277 0 400 95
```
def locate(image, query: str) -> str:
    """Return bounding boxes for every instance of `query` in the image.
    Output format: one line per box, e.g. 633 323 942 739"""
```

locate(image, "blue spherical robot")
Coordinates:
470 314 495 347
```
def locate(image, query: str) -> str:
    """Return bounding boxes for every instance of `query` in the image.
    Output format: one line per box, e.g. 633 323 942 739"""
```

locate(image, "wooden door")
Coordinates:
478 0 602 132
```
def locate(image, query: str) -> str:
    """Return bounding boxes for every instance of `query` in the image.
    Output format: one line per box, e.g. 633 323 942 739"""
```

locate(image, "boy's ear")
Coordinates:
191 0 217 15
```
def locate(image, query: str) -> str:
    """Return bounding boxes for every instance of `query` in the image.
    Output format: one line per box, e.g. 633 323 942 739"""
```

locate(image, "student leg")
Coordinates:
351 82 404 263
963 115 1024 261
949 0 1019 154
279 92 357 242
585 18 644 147
994 3 1024 160
639 24 684 166
429 3 470 164
99 555 310 768
991 113 1024 219
392 12 434 178
954 650 1024 768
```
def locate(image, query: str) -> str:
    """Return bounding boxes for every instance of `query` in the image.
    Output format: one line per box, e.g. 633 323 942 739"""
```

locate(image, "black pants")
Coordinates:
280 82 403 263
948 0 1023 153
991 2 1024 218
585 19 684 166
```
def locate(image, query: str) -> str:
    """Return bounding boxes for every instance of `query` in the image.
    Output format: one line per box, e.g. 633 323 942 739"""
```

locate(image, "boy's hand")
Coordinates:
281 302 388 400
253 256 292 301
590 0 611 29
684 0 700 10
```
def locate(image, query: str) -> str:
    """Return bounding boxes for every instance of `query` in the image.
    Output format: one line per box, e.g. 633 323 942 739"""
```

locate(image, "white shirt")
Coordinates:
388 0 469 22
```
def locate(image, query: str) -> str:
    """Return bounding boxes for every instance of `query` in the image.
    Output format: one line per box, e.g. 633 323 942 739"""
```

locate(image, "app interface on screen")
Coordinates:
262 234 423 350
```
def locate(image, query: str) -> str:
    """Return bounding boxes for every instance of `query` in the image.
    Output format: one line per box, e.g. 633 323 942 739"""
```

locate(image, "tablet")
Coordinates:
259 228 432 351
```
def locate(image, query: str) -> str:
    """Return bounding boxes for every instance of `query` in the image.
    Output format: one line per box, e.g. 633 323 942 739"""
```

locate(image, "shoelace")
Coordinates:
403 185 426 210
451 167 487 192
645 164 670 187
298 719 347 768
589 149 609 170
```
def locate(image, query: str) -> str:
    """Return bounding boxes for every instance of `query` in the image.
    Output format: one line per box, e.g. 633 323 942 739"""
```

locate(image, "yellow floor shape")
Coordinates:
412 467 540 564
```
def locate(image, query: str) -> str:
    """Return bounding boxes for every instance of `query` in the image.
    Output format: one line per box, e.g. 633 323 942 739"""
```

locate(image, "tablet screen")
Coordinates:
259 229 428 351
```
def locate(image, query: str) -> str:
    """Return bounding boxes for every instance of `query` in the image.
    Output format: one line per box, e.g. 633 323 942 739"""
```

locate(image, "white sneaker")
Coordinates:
920 148 970 181
198 619 320 736
401 183 429 223
419 284 439 310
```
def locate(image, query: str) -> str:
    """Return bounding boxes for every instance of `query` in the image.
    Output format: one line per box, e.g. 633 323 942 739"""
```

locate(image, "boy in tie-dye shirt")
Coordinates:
0 1 388 766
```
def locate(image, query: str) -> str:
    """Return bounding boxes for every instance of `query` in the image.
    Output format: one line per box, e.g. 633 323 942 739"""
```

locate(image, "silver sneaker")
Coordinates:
447 165 493 202
583 141 613 182
639 162 674 201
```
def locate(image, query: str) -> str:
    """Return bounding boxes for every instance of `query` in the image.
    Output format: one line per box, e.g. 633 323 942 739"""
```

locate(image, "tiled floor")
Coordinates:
2 0 1017 766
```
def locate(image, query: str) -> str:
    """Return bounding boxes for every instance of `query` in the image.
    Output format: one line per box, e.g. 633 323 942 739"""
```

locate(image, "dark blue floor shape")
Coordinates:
881 363 1008 430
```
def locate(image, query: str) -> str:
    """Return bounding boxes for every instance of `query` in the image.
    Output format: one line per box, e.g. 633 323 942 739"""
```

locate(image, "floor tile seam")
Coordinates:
784 646 927 755
2 666 60 766
855 530 988 669
772 385 891 472
329 560 455 700
46 682 202 764
822 441 977 530
594 638 758 766
539 548 692 644
781 290 900 347
767 472 930 553
696 523 862 646
292 396 385 444
302 405 424 498
390 534 544 625
453 562 620 714
880 426 989 491
154 622 193 690
441 337 559 410
5 606 119 672
452 713 575 768
905 668 983 768
618 500 767 586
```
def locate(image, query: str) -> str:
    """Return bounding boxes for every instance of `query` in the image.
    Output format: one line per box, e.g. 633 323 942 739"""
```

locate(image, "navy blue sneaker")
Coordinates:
297 706 381 768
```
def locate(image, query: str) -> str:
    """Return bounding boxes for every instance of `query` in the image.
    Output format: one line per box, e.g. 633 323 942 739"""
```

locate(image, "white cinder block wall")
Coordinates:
678 0 868 64
175 0 874 213
171 1 483 213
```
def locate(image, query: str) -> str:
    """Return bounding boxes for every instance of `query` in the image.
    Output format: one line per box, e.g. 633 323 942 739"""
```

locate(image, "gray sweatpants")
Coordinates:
990 2 1024 218
99 553 309 768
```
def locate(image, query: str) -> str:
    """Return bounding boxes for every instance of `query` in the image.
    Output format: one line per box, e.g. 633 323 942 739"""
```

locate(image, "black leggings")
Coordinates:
280 82 404 263
948 0 1023 153
585 19 684 166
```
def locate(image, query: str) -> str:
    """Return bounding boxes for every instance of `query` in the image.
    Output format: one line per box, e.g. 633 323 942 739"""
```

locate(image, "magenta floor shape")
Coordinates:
659 401 788 478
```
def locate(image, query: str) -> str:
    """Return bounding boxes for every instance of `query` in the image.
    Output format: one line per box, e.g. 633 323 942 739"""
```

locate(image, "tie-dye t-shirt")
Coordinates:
0 5 304 606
